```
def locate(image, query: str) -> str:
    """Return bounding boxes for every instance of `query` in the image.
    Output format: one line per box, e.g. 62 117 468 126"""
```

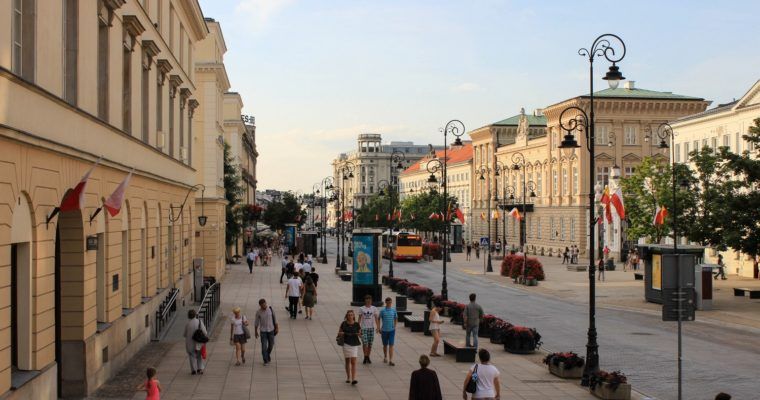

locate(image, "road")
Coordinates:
322 237 759 400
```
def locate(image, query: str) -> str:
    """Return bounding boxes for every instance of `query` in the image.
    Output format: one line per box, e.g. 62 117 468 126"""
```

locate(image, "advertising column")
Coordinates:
351 228 383 305
284 223 297 255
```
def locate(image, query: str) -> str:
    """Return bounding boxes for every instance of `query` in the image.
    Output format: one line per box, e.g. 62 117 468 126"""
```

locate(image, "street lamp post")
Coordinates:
339 162 356 270
504 185 515 248
387 151 406 278
320 176 334 263
476 165 494 273
424 120 465 300
557 33 626 387
511 152 536 282
493 161 505 251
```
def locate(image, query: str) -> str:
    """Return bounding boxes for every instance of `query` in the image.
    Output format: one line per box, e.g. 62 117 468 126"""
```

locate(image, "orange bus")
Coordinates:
383 231 423 261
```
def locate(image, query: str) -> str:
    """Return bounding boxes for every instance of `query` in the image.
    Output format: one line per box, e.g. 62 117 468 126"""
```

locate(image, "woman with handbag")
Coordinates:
230 306 250 366
462 349 500 400
337 310 361 385
183 309 207 375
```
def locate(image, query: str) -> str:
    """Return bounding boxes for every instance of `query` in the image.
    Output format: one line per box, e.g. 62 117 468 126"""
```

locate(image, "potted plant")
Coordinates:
589 370 630 400
387 277 404 291
525 275 538 286
502 325 541 354
479 314 497 338
408 285 433 304
396 280 414 294
489 318 512 344
447 302 466 325
543 352 585 379
429 294 444 310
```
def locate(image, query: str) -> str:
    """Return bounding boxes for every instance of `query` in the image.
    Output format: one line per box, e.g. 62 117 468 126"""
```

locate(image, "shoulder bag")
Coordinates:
242 316 251 339
192 320 209 343
270 306 278 336
336 322 345 346
465 364 479 394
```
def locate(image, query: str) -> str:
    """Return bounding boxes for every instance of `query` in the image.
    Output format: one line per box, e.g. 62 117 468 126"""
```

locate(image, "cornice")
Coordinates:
122 15 146 38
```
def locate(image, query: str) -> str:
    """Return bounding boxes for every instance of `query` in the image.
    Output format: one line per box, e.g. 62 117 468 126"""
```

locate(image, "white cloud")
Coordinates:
451 82 483 93
235 0 294 29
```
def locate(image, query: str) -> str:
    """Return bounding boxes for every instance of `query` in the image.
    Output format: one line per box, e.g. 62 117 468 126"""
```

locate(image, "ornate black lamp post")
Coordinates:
510 152 536 281
339 162 356 270
493 161 505 248
424 120 465 300
377 179 395 277
320 176 334 263
557 33 626 387
503 185 515 246
476 165 494 273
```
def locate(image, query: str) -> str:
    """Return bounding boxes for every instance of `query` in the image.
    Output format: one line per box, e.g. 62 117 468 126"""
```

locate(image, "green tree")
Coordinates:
681 146 731 250
262 192 306 231
356 192 395 229
224 142 244 249
399 190 459 236
715 118 760 263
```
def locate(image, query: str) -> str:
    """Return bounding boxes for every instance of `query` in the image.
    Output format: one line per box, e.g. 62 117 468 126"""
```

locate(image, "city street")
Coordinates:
324 238 760 400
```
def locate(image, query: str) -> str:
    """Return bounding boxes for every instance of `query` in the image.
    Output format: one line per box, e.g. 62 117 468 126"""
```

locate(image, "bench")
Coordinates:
397 310 412 320
733 287 760 299
404 315 425 332
634 273 644 281
443 340 476 362
339 273 352 282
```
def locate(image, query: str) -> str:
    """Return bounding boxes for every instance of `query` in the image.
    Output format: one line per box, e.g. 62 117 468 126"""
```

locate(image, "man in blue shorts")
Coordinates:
378 297 398 366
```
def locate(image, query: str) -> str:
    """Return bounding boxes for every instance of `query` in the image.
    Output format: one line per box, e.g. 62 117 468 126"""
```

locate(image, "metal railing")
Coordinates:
154 288 179 340
197 282 221 332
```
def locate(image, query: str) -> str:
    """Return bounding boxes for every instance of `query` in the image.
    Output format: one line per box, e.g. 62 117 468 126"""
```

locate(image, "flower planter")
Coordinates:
450 314 463 325
524 278 538 286
489 330 503 344
548 362 584 379
413 295 429 305
502 327 540 354
478 326 491 338
590 382 631 400
503 338 536 354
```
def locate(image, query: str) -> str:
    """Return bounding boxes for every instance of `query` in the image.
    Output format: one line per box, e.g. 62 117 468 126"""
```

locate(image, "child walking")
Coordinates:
137 367 161 400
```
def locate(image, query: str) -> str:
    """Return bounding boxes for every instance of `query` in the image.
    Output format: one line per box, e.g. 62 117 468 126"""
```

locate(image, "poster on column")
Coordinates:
284 225 296 250
353 234 375 285
652 254 662 291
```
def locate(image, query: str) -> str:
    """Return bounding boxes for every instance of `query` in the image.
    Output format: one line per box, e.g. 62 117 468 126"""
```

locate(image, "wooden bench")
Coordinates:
733 287 760 299
339 273 352 282
404 315 425 332
634 273 644 281
443 340 476 362
397 310 412 320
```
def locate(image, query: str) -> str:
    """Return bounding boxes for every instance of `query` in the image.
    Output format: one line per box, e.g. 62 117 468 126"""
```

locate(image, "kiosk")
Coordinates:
639 244 705 304
351 228 383 306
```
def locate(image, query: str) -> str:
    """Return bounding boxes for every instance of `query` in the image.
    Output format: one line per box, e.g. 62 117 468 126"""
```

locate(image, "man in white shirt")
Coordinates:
285 272 303 319
302 258 313 274
358 295 380 364
294 260 304 275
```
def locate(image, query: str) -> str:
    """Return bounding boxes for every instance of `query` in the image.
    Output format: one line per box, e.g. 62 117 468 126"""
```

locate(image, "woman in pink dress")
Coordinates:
136 367 161 400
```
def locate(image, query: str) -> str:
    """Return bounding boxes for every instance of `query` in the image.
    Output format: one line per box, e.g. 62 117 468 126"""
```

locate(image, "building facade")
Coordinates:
399 143 473 239
671 79 760 278
329 134 442 228
0 1 207 398
471 82 708 259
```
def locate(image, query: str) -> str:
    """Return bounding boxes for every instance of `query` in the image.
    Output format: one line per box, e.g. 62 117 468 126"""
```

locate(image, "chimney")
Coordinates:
533 108 544 117
624 81 635 90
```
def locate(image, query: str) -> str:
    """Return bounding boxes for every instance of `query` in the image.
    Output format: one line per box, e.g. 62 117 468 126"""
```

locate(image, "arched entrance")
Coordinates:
54 206 86 397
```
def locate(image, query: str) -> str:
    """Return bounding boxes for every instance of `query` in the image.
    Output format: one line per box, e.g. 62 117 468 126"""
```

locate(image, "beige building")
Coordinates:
329 134 440 228
399 143 473 239
223 97 257 251
671 79 760 278
0 1 208 398
471 82 708 259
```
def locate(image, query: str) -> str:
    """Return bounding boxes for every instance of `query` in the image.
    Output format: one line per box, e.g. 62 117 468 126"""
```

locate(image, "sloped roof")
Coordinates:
493 113 547 126
401 143 473 175
587 87 703 100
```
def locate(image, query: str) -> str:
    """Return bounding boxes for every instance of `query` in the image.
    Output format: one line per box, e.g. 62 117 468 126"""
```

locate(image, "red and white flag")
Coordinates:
653 205 668 226
508 207 521 220
60 158 101 212
600 186 613 223
104 170 133 217
610 187 626 220
454 207 465 223
429 212 439 220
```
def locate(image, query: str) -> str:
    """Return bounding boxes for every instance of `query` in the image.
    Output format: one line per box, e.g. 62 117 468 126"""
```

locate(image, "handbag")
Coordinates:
192 320 209 343
336 322 346 346
270 307 278 336
241 315 252 339
465 364 479 394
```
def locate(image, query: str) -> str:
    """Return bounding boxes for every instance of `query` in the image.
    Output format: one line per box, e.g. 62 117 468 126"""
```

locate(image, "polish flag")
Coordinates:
610 187 626 220
605 202 613 224
454 208 465 223
480 212 486 221
491 210 500 220
508 207 521 220
653 205 668 226
104 170 133 217
60 158 101 212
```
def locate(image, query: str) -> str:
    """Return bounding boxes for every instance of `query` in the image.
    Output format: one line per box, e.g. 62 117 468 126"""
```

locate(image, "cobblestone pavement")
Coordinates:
111 249 607 400
88 342 174 399
387 242 760 400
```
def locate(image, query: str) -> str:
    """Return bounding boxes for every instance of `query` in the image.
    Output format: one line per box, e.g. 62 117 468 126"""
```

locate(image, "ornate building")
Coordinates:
0 1 208 397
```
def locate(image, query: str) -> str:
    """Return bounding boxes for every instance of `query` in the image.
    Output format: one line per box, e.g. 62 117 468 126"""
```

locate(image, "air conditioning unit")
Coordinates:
156 131 165 149
180 146 188 162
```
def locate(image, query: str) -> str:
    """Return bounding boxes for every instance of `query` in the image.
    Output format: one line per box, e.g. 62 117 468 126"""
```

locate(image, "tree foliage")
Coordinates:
355 189 397 229
398 190 460 234
224 142 244 247
262 192 306 231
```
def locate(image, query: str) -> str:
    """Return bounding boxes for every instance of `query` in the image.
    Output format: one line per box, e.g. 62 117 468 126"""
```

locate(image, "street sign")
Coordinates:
662 288 696 321
480 237 489 247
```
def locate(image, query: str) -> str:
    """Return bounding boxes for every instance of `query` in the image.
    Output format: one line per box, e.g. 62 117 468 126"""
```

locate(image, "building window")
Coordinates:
624 125 637 145
597 125 609 145
723 134 730 149
123 30 133 134
711 137 718 153
675 143 681 162
156 77 163 147
572 167 579 194
736 132 742 153
596 166 610 186
97 2 110 121
12 0 36 81
560 218 565 240
552 169 558 195
537 171 542 196
562 168 568 195
684 142 690 161
550 218 555 240
624 166 636 177
169 87 175 156
63 0 78 104
693 140 699 153
570 218 576 240
141 60 149 143
702 139 708 151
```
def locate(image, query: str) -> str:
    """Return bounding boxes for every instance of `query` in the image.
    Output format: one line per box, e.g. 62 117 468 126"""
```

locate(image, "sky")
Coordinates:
198 0 760 193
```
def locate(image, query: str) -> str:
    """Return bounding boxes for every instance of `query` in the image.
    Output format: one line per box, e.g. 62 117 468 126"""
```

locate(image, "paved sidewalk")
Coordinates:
140 256 602 399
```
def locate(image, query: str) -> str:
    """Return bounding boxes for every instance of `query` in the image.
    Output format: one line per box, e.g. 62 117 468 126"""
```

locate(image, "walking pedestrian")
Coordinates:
182 309 207 375
285 272 303 319
280 255 289 284
286 257 295 279
466 243 472 261
302 276 317 320
462 349 500 400
475 243 480 259
562 247 570 264
338 310 361 385
409 355 443 400
598 258 605 282
428 304 444 357
358 295 379 364
254 298 278 365
463 293 483 349
136 367 161 400
229 306 249 365
246 248 255 273
714 254 727 280
310 267 319 287
379 297 398 366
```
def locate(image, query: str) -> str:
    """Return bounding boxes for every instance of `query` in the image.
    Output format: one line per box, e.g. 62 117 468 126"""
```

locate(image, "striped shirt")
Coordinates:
379 307 397 332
